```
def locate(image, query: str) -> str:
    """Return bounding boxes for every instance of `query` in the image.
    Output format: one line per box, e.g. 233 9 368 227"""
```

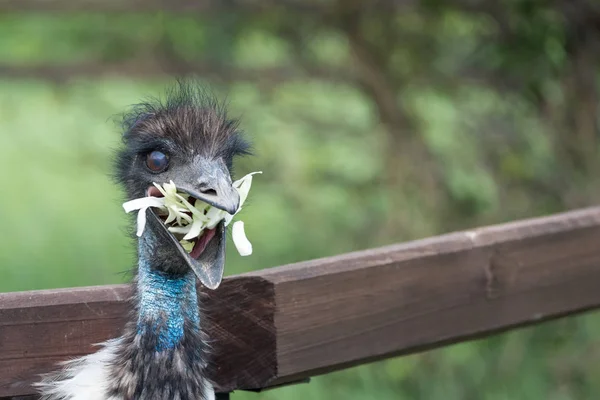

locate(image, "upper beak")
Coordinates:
148 157 239 290
175 158 240 215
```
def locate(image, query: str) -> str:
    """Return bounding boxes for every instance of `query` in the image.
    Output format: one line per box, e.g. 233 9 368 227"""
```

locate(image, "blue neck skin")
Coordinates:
136 235 200 351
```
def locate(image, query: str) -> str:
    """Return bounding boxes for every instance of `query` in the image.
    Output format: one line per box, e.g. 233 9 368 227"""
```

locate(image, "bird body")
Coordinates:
37 83 250 400
38 339 123 400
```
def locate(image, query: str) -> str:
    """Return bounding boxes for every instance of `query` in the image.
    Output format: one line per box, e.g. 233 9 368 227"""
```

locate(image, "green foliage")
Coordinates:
0 7 599 399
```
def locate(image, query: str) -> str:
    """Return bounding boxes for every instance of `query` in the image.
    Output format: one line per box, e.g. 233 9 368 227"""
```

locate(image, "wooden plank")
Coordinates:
2 206 600 397
0 278 276 397
263 207 600 384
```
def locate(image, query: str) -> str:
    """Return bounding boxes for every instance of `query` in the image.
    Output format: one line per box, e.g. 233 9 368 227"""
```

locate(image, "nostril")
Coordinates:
199 187 217 196
197 179 218 196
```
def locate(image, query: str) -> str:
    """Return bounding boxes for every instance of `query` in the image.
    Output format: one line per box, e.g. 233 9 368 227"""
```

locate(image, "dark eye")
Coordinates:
146 151 169 172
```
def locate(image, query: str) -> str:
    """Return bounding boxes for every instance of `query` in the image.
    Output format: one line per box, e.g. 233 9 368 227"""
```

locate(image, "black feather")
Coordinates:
114 80 252 199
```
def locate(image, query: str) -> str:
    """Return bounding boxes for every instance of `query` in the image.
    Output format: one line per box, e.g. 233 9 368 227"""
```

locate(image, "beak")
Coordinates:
148 157 239 290
186 221 227 290
175 158 240 215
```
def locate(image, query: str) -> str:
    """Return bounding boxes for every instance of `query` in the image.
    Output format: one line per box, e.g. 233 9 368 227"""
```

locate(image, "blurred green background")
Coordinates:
1 2 600 399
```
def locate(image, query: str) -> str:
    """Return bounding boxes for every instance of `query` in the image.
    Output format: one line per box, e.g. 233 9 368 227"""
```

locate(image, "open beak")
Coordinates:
146 158 240 290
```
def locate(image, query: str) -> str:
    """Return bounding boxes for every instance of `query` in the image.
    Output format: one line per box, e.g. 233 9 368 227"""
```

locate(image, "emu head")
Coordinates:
116 84 251 289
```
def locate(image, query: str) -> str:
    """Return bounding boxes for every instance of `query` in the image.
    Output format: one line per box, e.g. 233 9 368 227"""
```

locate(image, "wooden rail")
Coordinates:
3 206 600 398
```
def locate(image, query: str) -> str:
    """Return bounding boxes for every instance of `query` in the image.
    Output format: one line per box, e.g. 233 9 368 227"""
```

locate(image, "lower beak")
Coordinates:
146 208 227 290
187 221 226 290
146 158 239 290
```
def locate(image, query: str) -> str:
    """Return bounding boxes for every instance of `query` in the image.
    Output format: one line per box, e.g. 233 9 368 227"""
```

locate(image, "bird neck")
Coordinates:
105 235 213 399
136 236 201 351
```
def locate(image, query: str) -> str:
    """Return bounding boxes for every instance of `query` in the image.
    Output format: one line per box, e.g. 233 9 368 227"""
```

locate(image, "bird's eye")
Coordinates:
146 151 169 172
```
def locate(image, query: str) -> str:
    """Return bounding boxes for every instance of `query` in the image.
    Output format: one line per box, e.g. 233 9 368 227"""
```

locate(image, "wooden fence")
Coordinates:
3 206 600 398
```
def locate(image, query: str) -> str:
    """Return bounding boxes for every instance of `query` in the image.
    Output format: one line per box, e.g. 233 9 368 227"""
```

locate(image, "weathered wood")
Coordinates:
0 278 276 397
2 206 600 397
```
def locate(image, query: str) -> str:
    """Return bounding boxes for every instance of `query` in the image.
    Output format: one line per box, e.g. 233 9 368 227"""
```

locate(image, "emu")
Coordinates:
37 83 251 400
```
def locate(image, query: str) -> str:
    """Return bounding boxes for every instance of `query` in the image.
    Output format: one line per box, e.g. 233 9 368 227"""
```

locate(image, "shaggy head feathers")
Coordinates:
115 81 251 198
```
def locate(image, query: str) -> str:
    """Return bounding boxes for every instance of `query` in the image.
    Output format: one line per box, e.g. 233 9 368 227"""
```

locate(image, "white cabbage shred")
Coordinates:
122 172 261 256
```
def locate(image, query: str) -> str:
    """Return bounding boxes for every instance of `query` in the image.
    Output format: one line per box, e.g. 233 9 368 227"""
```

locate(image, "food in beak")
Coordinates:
122 171 261 257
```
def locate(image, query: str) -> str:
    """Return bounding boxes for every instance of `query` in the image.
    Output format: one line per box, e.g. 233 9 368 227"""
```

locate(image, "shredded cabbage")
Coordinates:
122 172 261 256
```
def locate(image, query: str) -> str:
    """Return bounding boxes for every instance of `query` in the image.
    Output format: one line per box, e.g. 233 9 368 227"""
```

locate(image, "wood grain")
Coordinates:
2 206 600 397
